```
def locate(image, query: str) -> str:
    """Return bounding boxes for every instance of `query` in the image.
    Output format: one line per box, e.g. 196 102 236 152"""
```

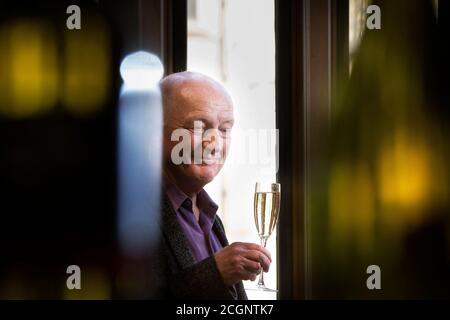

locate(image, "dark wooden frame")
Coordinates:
275 0 349 299
100 0 186 75
162 0 187 74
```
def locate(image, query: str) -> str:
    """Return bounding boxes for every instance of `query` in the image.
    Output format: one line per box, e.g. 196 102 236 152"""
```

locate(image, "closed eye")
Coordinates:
185 120 206 130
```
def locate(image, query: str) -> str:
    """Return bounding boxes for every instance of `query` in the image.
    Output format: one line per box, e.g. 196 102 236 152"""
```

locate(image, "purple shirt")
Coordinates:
164 177 224 263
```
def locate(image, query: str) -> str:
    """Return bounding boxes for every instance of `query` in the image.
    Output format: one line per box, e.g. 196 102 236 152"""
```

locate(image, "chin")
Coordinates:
184 163 222 185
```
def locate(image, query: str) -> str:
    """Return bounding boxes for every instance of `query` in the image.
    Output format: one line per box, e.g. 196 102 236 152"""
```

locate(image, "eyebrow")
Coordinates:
182 116 234 127
183 117 209 126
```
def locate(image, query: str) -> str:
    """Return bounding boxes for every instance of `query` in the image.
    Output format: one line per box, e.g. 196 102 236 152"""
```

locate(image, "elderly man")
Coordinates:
157 71 272 299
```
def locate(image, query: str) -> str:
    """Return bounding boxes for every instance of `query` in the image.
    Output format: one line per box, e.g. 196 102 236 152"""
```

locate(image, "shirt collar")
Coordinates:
163 175 188 212
163 175 219 218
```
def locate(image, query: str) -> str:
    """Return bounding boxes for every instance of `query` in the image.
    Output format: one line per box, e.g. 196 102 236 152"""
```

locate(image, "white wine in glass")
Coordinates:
253 182 280 292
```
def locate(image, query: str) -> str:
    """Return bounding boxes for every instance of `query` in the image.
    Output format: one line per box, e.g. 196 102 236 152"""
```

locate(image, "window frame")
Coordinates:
275 0 349 299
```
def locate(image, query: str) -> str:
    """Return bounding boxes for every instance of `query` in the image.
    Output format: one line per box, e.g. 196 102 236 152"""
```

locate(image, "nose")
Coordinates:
202 129 223 157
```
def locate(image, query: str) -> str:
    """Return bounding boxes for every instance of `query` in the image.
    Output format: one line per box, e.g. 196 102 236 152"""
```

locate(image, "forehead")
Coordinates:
167 81 234 120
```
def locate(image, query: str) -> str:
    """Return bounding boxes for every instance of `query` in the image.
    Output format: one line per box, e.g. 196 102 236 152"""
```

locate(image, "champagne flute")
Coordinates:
253 182 280 292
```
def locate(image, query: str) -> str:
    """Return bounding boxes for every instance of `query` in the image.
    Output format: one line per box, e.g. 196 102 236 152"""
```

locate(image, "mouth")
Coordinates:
192 156 222 166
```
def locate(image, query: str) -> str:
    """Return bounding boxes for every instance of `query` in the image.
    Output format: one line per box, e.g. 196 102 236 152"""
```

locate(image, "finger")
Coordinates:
241 270 258 282
243 249 263 262
243 250 271 272
242 243 272 262
259 255 270 273
259 246 272 262
242 258 261 273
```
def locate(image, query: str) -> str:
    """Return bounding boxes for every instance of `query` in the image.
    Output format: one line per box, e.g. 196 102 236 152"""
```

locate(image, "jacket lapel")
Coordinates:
212 215 248 300
212 219 229 247
161 192 230 267
160 193 196 268
161 192 248 300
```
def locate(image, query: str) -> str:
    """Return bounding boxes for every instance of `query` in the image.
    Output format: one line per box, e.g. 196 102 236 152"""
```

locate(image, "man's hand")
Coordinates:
214 242 272 287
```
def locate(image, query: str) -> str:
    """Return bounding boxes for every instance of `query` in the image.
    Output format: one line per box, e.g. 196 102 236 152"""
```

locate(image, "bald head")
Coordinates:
160 71 233 124
160 71 234 194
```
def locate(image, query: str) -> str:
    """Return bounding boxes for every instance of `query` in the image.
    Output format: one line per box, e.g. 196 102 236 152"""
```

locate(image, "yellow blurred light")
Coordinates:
329 161 375 258
62 16 111 117
352 163 375 256
0 19 58 119
378 129 432 210
329 162 352 248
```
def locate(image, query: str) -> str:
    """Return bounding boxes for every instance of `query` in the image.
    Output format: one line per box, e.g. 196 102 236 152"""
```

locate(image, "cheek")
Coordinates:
162 141 171 158
163 139 178 160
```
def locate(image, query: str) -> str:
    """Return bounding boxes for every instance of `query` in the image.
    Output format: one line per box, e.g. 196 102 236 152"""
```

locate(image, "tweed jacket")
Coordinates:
157 192 248 300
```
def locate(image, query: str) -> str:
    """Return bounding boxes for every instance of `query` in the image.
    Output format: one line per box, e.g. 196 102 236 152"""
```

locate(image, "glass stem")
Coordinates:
258 236 268 288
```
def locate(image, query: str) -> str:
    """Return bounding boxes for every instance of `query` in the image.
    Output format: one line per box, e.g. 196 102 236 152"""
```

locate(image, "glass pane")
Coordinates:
187 0 277 299
310 0 448 298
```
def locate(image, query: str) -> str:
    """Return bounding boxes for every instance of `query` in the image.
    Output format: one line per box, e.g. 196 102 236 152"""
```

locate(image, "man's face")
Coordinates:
163 81 234 188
